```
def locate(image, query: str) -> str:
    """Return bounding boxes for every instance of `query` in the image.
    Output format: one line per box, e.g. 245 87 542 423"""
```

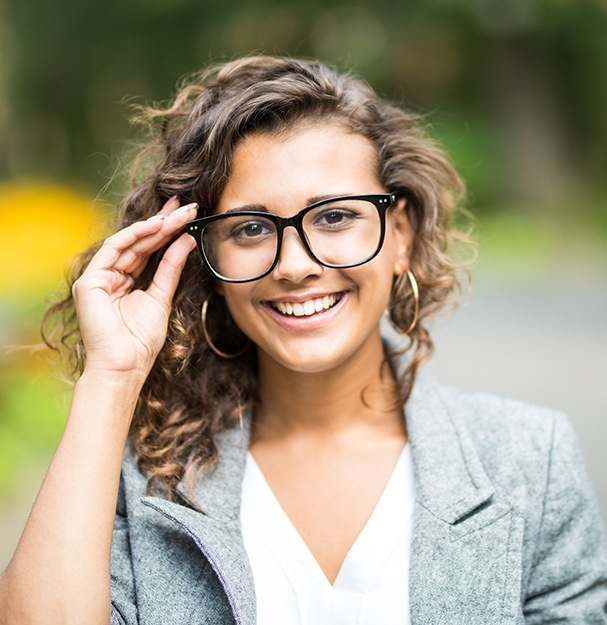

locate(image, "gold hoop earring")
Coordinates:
201 293 249 359
390 269 420 335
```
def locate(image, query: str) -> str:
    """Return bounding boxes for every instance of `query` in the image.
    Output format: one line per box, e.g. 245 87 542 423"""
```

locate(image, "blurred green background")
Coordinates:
1 0 606 565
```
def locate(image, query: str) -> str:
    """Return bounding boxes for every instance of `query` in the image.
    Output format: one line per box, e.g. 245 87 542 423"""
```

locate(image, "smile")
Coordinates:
270 293 343 317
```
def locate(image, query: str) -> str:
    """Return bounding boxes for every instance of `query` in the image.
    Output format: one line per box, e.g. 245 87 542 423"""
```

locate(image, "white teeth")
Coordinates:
303 300 316 316
273 294 340 317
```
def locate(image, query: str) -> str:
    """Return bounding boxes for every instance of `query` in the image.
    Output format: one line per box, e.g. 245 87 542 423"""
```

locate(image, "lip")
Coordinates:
261 290 349 330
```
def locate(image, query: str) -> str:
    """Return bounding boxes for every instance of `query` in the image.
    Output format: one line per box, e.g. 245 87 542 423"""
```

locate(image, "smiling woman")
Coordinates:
0 56 605 625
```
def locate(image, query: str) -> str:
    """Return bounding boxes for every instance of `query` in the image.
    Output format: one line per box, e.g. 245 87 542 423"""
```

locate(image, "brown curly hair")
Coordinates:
42 55 470 501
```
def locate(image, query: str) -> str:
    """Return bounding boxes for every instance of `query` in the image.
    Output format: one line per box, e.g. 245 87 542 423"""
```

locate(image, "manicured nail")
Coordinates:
169 202 198 217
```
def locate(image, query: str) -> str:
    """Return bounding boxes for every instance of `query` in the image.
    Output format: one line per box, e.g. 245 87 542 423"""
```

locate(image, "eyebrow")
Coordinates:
222 193 356 215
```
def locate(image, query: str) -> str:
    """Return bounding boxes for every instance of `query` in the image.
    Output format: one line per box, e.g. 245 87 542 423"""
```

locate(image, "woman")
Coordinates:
1 56 606 624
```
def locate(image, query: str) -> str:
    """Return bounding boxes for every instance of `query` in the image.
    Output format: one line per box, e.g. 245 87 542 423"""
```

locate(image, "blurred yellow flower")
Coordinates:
0 179 111 297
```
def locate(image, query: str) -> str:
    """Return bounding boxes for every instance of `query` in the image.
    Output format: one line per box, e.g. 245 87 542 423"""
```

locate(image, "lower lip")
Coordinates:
262 292 349 331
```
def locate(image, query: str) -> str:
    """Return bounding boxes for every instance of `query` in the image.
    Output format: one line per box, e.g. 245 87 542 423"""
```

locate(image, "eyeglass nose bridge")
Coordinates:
271 211 321 269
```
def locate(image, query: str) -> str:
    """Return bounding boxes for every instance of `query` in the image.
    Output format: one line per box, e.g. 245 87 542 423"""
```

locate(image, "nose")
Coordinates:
271 227 323 282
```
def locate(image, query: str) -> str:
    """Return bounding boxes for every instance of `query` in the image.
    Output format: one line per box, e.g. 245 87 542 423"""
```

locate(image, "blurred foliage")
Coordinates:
1 0 606 215
0 180 110 296
0 362 69 499
0 180 109 501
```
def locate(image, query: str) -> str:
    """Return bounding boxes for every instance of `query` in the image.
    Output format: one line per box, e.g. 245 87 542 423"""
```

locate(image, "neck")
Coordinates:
253 331 404 442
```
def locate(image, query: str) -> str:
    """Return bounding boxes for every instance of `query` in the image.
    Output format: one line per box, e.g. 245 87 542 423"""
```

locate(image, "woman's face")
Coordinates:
215 123 412 375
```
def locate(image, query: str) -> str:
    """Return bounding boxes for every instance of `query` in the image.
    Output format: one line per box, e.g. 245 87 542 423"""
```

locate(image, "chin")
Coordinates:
258 339 360 376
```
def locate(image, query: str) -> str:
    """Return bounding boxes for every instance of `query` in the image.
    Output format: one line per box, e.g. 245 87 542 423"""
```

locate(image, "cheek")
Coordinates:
351 258 395 308
222 287 257 334
367 234 406 307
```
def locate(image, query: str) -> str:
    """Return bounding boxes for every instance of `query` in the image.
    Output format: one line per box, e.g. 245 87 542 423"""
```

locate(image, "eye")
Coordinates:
313 207 359 229
236 222 268 237
227 218 274 241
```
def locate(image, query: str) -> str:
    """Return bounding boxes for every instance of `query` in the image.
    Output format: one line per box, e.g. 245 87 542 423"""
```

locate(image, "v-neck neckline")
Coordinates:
243 445 413 589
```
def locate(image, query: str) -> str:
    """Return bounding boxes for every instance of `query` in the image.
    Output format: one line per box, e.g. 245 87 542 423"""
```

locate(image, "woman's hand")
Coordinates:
0 197 198 625
72 196 197 385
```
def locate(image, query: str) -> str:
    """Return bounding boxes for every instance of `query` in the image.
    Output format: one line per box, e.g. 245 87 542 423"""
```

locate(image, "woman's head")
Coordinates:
45 55 470 498
129 55 466 353
209 123 412 376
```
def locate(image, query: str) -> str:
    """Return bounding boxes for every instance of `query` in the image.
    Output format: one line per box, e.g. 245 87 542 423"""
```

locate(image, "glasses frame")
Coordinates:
186 193 398 283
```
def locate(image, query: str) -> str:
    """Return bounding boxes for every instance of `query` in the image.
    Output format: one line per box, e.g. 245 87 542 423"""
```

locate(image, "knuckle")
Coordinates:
71 277 84 297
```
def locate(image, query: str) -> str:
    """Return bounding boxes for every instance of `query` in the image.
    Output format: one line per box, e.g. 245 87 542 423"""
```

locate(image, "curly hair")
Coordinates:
42 55 470 501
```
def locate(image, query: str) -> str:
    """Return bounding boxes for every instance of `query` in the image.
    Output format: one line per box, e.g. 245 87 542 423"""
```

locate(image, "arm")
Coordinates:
0 198 197 625
524 413 607 624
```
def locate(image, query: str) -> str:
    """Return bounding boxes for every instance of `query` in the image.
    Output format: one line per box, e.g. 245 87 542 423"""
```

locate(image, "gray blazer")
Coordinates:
110 371 607 625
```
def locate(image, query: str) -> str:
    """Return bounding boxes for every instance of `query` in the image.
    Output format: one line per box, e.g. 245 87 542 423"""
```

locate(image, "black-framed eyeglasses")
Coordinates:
186 193 397 283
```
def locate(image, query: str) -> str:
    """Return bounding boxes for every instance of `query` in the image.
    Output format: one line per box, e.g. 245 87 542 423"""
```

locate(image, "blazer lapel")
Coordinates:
142 419 256 625
404 373 522 625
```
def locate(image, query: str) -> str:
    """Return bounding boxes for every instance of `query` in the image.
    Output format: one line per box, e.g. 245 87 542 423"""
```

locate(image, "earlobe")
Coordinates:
392 198 413 275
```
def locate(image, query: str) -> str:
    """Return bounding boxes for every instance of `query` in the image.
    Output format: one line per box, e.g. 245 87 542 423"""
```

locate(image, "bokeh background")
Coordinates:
1 0 606 567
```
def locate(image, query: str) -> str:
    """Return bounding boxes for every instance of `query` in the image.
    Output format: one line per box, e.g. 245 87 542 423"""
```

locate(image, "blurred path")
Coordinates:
2 264 606 570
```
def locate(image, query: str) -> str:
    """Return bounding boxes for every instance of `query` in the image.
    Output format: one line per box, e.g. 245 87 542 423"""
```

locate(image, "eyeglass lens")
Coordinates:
201 198 382 281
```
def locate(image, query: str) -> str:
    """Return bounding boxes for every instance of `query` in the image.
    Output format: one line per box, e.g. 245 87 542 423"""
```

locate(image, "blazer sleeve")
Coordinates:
109 474 138 625
524 412 607 624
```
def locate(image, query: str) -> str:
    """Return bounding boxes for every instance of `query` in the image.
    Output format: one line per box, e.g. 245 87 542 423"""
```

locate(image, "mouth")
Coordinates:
268 292 344 317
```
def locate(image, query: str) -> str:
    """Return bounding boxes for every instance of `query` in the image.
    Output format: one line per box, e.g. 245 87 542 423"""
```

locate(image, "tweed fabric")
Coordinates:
109 367 607 624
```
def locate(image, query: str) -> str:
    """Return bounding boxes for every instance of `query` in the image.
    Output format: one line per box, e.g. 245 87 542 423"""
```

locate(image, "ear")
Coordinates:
390 198 413 275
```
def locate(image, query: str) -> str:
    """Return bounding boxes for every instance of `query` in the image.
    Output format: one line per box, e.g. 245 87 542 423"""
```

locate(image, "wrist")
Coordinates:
74 368 146 429
78 364 149 392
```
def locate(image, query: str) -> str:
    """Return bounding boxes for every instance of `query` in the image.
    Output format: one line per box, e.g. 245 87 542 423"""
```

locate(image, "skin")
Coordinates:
0 123 414 622
218 124 413 583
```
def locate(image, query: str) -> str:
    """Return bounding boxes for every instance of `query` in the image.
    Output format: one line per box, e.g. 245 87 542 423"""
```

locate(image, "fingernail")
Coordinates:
170 202 198 217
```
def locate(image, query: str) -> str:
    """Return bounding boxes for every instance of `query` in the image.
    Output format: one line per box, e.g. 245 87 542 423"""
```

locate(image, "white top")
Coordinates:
241 446 415 625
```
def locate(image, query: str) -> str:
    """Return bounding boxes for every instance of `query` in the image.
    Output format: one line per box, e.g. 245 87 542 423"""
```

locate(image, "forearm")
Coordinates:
0 370 142 625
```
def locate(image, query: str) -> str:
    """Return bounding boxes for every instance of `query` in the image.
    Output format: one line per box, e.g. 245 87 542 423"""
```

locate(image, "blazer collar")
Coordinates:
168 350 496 526
391 352 495 524
174 416 251 520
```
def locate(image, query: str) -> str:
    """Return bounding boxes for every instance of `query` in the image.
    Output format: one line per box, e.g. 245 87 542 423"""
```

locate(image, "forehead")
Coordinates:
217 124 381 214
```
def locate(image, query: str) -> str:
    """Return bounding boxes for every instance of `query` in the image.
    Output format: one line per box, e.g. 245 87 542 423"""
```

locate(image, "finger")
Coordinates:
157 195 180 217
145 233 197 309
85 218 166 275
114 203 198 276
144 195 180 220
87 203 197 277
